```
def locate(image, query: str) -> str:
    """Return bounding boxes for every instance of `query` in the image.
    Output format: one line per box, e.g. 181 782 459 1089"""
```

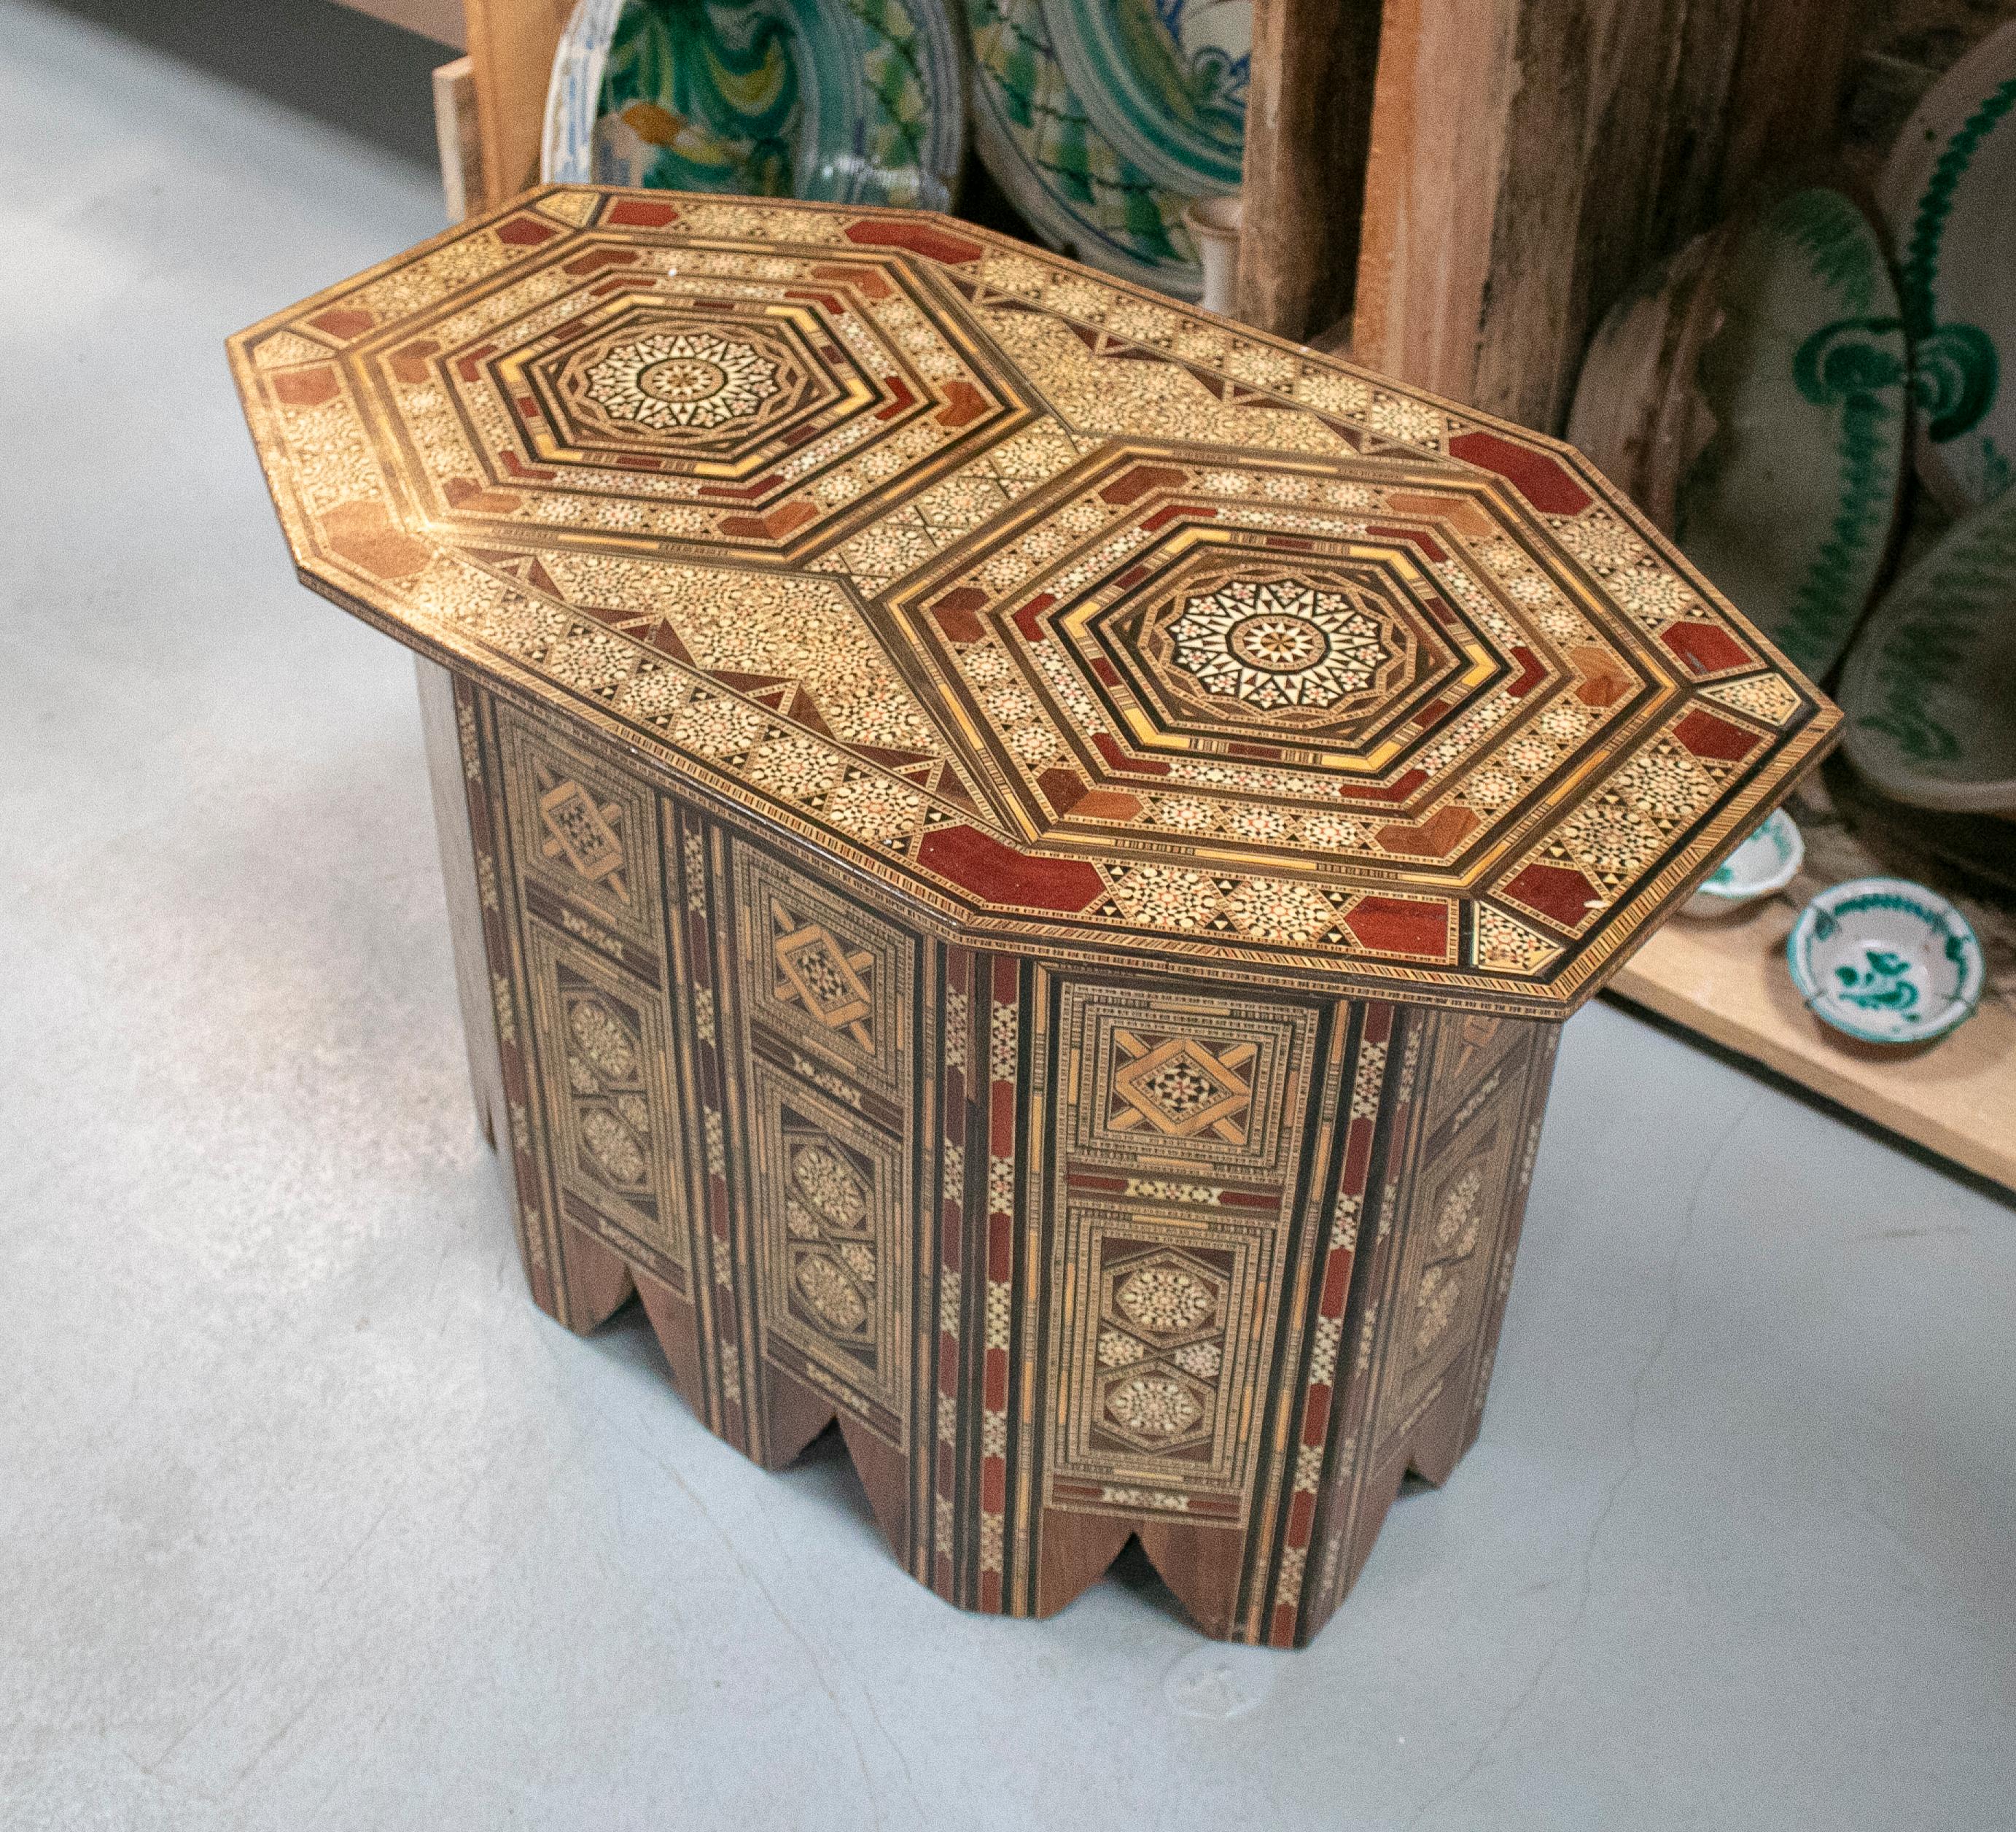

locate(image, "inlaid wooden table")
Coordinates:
231 188 1834 1646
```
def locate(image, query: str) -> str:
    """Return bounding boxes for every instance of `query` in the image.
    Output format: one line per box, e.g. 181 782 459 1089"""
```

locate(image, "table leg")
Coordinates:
416 655 510 1154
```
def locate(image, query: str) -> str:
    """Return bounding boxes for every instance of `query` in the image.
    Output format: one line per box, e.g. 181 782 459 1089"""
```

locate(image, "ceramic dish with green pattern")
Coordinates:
544 0 965 210
1673 188 1912 683
1047 0 1249 196
1838 486 2016 816
1787 877 1985 1047
966 0 1221 298
1681 810 1805 918
1877 18 2016 511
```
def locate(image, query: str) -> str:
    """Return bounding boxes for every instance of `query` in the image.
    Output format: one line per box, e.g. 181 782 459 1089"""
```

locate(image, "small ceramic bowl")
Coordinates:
1683 810 1804 917
1786 877 1985 1047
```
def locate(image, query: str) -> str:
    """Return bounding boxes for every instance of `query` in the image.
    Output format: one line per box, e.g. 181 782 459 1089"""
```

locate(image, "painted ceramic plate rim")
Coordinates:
1046 0 1248 195
1686 809 1804 912
1673 188 1908 683
1786 874 1985 1044
543 0 966 201
1838 485 2016 814
1876 18 2016 513
965 0 1202 298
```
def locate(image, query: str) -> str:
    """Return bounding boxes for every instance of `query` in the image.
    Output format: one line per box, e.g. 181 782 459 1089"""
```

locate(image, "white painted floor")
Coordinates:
4 4 2013 1826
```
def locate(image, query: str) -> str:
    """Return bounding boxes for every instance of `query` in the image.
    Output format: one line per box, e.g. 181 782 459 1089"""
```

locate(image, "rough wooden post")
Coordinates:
1235 0 1385 342
1351 0 1861 428
462 0 577 206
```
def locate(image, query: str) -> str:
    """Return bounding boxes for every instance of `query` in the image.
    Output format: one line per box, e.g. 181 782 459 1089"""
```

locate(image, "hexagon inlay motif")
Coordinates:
1105 1373 1203 1440
1115 1264 1217 1338
1169 576 1393 711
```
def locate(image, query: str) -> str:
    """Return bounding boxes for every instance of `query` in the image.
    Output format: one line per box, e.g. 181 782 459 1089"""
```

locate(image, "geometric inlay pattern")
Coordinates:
1042 981 1328 1518
750 1063 910 1432
1107 1030 1256 1143
771 898 876 1052
564 976 653 1195
522 925 687 1276
1169 575 1393 712
233 186 1837 1018
497 710 668 959
1096 1246 1228 1453
585 329 777 432
1052 1205 1269 1505
1374 1020 1550 1464
537 765 628 901
733 842 911 1103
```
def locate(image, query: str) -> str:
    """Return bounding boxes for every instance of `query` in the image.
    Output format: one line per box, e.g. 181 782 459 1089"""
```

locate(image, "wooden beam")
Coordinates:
463 0 577 206
1351 0 1861 429
1235 0 1384 342
432 55 486 224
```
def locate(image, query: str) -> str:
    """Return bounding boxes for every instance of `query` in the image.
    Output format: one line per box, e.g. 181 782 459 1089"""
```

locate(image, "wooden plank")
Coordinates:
330 0 466 47
1234 0 1384 341
463 0 576 206
432 56 485 224
1351 0 1861 429
415 654 510 1153
1609 769 2016 1194
1611 915 2016 1195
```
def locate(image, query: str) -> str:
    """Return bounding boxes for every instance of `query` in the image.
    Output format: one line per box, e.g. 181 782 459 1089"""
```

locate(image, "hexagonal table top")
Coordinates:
230 187 1837 1017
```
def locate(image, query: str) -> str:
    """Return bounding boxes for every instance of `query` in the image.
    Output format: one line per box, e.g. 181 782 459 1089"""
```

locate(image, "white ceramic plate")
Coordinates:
1674 190 1910 682
1877 19 2016 511
1570 191 1912 683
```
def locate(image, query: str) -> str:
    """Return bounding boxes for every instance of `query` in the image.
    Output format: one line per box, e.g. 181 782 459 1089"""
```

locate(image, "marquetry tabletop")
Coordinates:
231 186 1833 1018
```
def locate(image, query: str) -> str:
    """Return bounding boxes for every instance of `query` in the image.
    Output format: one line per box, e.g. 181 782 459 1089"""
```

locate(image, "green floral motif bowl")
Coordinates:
1786 876 1985 1047
545 0 965 209
1682 809 1804 917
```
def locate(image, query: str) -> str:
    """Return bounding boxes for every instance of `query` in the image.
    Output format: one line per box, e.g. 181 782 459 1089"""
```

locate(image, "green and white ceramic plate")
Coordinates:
544 0 965 209
966 0 1214 298
1787 876 1985 1047
1682 809 1805 917
1838 486 2016 815
1048 0 1249 195
1673 189 1911 683
1877 18 2016 511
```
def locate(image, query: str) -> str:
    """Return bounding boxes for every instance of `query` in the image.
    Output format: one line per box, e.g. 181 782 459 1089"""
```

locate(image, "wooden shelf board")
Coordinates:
1608 906 2016 1195
330 0 465 49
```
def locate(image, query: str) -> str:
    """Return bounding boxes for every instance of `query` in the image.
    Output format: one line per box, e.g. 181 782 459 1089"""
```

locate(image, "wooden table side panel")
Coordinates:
1299 1005 1559 1644
416 655 507 1151
454 669 1577 1643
